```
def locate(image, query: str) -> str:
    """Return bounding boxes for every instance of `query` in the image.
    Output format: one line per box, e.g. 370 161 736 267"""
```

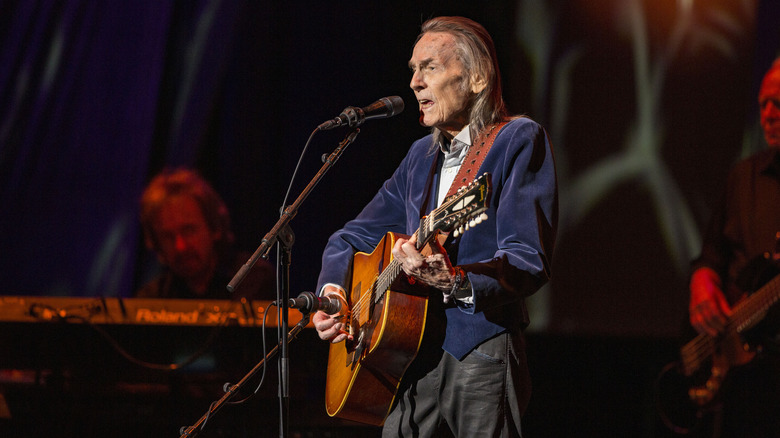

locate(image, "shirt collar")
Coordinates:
438 126 472 170
438 125 473 154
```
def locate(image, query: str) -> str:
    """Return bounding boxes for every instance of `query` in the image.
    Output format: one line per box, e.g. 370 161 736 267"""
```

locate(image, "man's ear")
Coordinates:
470 74 487 94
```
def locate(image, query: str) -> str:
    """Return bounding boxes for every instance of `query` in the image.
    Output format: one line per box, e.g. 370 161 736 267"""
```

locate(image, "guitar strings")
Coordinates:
681 301 746 374
680 279 780 374
346 226 428 326
348 231 421 322
343 184 471 326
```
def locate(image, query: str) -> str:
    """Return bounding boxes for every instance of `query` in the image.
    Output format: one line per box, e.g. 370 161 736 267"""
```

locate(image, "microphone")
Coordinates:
318 96 404 130
285 291 342 315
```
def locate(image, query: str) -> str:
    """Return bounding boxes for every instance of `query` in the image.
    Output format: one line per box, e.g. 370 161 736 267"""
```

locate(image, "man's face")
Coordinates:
409 32 475 139
153 195 220 280
759 65 780 149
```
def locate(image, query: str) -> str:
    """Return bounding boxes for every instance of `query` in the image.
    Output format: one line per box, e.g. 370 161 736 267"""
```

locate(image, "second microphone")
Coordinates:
284 291 342 315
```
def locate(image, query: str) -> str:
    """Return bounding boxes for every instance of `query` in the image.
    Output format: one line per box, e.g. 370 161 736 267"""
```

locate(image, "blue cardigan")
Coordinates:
316 117 558 359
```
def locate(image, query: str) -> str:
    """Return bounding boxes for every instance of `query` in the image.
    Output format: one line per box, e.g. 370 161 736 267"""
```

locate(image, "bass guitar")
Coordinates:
656 257 780 432
324 172 492 426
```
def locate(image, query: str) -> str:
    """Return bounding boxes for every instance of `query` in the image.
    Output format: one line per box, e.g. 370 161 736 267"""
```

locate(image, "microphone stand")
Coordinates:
180 127 360 438
276 225 293 438
178 313 310 438
225 127 360 294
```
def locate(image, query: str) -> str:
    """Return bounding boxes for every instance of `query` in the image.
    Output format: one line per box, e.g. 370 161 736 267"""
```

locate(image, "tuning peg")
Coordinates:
480 213 488 221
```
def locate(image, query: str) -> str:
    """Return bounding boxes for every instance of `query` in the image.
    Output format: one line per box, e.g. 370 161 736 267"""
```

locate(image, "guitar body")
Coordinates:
325 232 428 426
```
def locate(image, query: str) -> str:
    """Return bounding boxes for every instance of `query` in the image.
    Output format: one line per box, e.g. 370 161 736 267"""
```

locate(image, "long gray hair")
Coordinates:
416 16 508 145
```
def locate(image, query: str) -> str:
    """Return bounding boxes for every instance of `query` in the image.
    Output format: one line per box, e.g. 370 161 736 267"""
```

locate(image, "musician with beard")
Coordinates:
135 167 274 300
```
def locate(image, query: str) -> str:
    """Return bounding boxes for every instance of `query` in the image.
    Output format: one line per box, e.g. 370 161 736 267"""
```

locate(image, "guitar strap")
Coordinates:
417 119 510 220
444 119 509 199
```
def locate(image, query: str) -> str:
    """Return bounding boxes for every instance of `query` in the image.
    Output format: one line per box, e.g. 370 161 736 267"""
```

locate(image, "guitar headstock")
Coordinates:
420 172 492 243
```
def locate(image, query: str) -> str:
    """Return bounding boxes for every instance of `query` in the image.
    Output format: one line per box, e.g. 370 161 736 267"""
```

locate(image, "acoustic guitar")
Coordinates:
324 172 492 426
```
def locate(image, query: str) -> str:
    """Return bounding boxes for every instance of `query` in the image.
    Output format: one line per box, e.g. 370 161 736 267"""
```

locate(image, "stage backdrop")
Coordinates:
1 0 778 338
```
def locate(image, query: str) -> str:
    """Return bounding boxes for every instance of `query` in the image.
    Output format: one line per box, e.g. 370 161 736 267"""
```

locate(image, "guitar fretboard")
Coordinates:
372 228 425 306
681 272 780 375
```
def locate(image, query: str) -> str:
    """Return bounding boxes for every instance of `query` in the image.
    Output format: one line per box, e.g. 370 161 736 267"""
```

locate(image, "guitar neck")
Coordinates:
373 229 424 305
681 271 780 375
730 273 780 334
369 173 491 306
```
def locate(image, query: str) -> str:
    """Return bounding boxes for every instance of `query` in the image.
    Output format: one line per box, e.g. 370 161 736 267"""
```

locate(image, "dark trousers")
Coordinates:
382 330 531 438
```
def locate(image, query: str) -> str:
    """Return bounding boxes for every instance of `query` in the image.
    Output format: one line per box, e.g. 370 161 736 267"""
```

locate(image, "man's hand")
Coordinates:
392 234 456 290
312 285 353 343
689 267 732 337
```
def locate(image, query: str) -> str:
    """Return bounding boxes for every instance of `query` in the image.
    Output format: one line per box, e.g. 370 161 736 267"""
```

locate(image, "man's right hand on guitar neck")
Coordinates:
689 266 732 337
313 285 353 343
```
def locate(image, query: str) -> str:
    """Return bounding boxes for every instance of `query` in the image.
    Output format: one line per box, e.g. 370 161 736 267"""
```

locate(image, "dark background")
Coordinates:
1 0 778 436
